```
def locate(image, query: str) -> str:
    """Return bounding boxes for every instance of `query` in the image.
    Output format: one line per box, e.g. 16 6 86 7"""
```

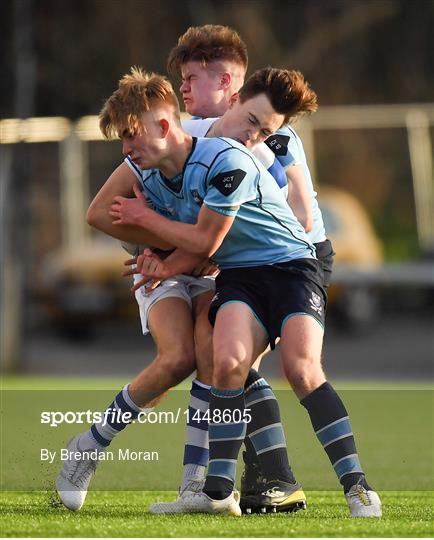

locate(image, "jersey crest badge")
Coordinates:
265 134 290 156
162 205 175 217
210 169 246 196
190 189 203 205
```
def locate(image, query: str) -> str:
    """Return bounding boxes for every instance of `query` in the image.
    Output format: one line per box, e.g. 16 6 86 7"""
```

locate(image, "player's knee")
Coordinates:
283 355 324 396
212 353 249 387
156 348 196 385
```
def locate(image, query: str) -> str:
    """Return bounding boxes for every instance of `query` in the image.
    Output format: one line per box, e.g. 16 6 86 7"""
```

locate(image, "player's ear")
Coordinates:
220 72 232 90
159 118 170 138
229 92 240 108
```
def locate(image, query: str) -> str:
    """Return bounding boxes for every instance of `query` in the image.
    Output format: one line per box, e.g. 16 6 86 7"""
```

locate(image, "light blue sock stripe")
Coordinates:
249 425 286 453
209 422 246 441
316 417 352 446
334 454 363 479
211 386 244 398
245 377 268 393
208 459 237 482
245 387 274 405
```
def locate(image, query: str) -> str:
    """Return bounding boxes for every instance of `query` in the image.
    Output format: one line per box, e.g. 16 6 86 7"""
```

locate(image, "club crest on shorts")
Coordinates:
309 291 323 315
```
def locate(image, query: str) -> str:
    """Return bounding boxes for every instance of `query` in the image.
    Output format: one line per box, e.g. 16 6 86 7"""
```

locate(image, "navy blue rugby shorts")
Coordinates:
314 238 335 289
208 258 327 349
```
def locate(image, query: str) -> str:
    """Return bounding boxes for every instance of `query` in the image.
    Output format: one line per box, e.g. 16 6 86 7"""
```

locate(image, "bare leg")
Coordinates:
204 303 268 499
129 297 197 406
212 303 268 389
191 291 214 385
279 315 325 399
280 315 380 516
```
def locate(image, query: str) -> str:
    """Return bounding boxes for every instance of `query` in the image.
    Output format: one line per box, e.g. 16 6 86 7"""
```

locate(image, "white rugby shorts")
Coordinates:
133 274 216 335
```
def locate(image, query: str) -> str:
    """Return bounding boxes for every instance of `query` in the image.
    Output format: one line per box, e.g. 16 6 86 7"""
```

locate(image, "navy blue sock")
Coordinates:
244 369 295 483
88 384 143 447
203 387 246 500
301 382 366 492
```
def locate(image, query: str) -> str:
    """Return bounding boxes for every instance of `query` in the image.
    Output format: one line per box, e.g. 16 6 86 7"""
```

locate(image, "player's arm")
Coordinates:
152 249 214 277
285 164 313 233
125 248 211 292
265 129 313 233
111 183 236 257
87 162 172 250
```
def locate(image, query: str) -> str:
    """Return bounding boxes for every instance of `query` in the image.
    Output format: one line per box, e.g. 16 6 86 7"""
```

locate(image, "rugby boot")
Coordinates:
345 478 382 517
149 478 205 514
150 479 240 514
241 478 307 514
152 490 241 516
55 434 99 511
239 451 266 510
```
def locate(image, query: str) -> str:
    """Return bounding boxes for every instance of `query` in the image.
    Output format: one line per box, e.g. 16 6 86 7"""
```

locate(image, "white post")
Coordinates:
59 132 90 248
406 109 434 254
296 118 318 185
0 146 21 372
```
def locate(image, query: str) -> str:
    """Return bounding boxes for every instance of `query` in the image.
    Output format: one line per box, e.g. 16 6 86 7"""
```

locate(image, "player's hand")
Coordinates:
191 259 220 277
110 183 150 226
123 249 169 293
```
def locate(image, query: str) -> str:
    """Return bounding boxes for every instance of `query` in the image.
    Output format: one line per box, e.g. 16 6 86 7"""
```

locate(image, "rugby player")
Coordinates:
55 63 315 514
107 68 382 518
154 25 334 515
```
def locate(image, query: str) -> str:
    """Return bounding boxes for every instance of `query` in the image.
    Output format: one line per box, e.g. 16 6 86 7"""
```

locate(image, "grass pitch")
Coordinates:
1 376 433 537
1 490 432 537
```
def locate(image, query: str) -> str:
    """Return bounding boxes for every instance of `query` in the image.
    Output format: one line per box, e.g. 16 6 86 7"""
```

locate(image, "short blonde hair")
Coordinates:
99 67 181 139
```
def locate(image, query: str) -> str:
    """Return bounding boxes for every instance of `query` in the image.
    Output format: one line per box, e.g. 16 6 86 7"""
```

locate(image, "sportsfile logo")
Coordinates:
40 408 182 427
40 407 252 427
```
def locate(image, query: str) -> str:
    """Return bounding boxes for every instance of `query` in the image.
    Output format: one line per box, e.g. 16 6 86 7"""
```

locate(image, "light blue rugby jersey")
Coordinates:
265 125 326 243
126 137 315 270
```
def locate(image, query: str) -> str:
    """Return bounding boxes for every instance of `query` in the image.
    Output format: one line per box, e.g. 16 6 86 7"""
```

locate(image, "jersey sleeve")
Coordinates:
124 155 143 181
203 147 259 215
264 126 301 168
252 143 287 190
181 118 217 137
124 157 167 211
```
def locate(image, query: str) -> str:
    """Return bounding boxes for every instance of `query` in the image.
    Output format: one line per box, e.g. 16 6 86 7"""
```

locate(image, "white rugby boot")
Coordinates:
149 478 205 514
151 489 241 516
150 477 241 514
345 481 382 517
55 434 100 511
